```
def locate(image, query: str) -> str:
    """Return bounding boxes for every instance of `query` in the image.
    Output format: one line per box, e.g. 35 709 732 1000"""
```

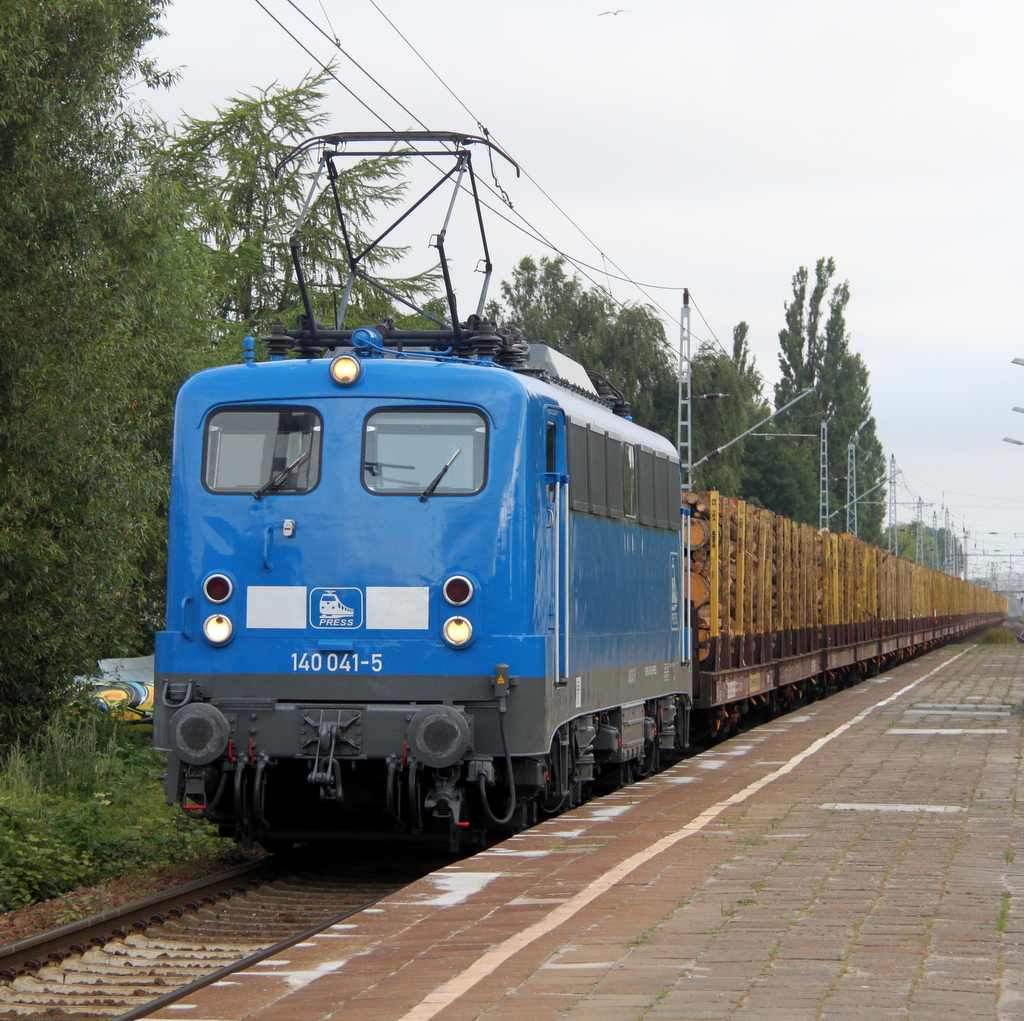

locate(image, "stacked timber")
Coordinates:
682 491 712 655
683 489 1008 666
691 491 788 662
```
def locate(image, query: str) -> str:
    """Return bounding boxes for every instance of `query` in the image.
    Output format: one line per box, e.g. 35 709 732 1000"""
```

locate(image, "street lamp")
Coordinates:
1005 359 1024 445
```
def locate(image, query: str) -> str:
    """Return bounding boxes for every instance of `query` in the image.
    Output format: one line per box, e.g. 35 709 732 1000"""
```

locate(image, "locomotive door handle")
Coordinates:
562 480 570 685
552 479 569 687
180 596 193 641
263 525 274 572
552 482 560 685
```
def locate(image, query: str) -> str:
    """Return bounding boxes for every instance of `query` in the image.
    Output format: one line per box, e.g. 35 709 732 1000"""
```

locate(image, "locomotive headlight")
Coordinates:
203 613 234 645
441 615 473 648
329 354 362 386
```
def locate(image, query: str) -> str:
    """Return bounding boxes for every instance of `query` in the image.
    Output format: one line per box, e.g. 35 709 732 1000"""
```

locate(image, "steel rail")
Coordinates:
111 892 389 1021
0 856 277 981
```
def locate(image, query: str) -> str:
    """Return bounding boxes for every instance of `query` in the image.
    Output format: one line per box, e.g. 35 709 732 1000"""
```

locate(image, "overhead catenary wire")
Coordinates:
251 0 398 129
253 0 681 330
283 0 432 132
361 1 740 351
314 0 339 43
362 0 696 321
253 1 732 357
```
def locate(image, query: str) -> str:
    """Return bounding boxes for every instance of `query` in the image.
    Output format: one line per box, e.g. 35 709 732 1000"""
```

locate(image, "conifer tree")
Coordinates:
145 72 436 341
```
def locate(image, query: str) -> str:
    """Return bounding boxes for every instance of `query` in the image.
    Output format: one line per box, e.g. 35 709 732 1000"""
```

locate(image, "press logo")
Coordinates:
309 587 363 629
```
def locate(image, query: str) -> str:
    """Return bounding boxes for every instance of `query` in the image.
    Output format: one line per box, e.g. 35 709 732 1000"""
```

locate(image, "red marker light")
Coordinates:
443 575 473 606
204 574 233 603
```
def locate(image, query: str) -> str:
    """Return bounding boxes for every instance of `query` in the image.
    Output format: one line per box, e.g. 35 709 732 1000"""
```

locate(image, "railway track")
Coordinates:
0 845 449 1020
0 648 976 1021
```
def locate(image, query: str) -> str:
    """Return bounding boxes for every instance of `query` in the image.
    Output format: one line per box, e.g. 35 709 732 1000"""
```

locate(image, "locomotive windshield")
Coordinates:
363 409 487 496
203 408 322 495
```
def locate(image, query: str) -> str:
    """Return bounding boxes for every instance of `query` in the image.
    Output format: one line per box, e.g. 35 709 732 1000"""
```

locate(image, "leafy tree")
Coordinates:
770 258 885 541
885 521 964 572
691 323 767 495
496 256 678 438
0 0 216 742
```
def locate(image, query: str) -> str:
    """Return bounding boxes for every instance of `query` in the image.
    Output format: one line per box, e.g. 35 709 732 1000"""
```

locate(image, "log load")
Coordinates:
683 490 1008 666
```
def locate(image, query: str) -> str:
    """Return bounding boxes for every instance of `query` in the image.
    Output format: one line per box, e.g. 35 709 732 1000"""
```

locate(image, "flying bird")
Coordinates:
599 9 630 14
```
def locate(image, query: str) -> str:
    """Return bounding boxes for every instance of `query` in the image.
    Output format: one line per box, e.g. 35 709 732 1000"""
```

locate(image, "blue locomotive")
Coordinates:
152 327 691 848
152 131 692 848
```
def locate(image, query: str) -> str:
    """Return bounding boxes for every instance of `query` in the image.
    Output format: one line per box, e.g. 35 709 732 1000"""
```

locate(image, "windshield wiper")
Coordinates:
364 460 415 478
253 449 309 500
419 446 462 502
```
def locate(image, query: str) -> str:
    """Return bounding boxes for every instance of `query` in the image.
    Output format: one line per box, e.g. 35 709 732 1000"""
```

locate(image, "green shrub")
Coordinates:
978 628 1019 645
0 711 221 912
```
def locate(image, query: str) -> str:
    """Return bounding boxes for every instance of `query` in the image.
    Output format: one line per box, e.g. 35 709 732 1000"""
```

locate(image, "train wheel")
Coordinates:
539 727 572 815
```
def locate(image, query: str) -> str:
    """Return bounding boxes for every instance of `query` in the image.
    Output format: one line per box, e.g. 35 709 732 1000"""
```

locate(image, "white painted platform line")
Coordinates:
887 728 1008 735
518 828 586 838
477 849 552 858
820 802 964 813
912 704 1013 711
395 648 971 1021
903 709 1010 716
541 961 620 970
580 804 633 819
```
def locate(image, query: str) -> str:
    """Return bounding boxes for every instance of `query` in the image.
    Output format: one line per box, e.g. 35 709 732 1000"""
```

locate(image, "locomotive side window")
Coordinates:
655 453 681 530
204 408 321 495
567 421 590 512
606 437 624 518
637 448 656 526
622 444 636 518
545 419 557 501
654 453 670 529
587 427 607 516
565 427 675 528
363 409 486 496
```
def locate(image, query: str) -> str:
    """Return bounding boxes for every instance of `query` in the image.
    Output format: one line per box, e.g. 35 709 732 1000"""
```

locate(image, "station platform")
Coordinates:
153 641 1024 1021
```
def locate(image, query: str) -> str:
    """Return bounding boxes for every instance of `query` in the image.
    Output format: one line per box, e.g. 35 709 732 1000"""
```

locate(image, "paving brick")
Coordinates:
159 646 1024 1021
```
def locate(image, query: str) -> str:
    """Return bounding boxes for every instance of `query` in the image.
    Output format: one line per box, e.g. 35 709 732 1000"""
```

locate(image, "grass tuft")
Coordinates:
996 893 1012 932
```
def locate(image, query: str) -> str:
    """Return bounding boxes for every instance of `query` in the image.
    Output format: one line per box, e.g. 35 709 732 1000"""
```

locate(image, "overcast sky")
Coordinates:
143 0 1024 577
